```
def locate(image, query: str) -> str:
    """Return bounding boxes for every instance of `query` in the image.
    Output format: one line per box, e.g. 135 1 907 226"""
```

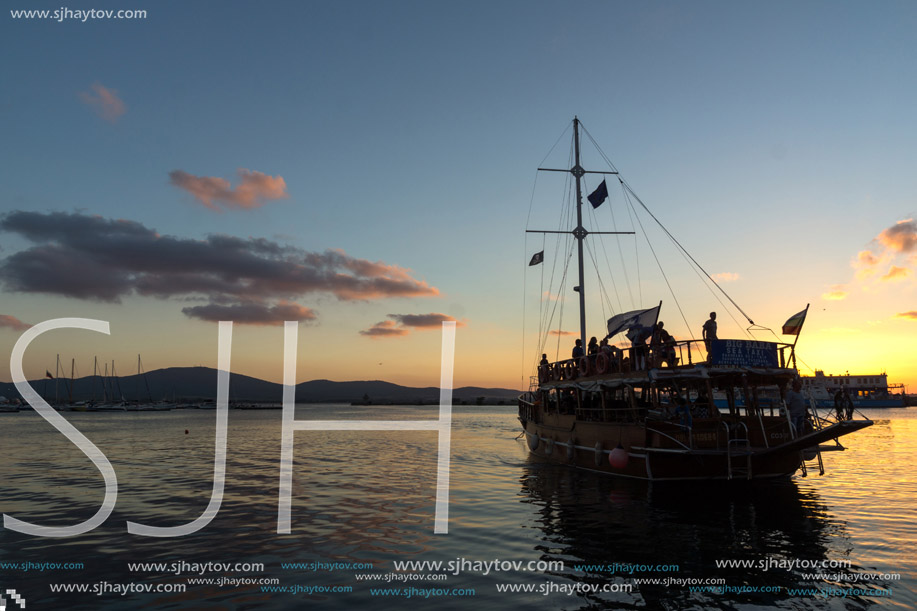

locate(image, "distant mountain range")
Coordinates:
0 366 520 405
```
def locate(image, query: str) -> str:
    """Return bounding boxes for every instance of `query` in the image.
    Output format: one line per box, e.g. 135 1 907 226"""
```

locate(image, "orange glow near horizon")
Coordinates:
1 313 913 395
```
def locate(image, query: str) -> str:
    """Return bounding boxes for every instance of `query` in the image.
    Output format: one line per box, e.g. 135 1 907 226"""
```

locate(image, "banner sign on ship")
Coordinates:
709 340 779 368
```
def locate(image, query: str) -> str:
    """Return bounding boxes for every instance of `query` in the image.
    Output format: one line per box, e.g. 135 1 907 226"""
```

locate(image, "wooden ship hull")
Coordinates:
518 361 873 481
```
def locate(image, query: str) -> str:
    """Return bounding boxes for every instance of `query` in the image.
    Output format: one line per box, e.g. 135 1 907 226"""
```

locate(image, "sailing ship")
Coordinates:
518 118 873 481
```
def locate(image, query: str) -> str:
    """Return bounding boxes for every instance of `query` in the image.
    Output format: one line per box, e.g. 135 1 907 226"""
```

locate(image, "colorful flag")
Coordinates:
605 305 661 339
45 370 54 379
587 179 608 208
782 309 808 335
528 251 544 266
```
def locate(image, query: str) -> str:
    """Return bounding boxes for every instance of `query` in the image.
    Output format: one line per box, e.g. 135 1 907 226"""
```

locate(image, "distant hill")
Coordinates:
0 366 519 405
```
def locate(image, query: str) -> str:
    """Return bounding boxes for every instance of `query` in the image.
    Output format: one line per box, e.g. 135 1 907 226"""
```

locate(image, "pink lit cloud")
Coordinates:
894 311 917 320
881 266 911 282
821 284 848 301
78 82 126 122
169 169 289 210
0 314 30 331
712 272 740 283
182 301 317 325
360 313 463 338
359 320 409 338
878 219 917 253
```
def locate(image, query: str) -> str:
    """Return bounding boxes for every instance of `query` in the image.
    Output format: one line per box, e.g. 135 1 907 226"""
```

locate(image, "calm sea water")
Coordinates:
1 405 914 610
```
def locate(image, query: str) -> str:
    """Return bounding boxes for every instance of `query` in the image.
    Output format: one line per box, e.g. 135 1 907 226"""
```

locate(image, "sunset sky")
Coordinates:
2 1 915 393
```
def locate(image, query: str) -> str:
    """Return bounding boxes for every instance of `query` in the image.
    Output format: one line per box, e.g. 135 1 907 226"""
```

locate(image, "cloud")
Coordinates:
0 211 438 325
856 250 881 266
894 311 917 320
821 284 848 301
182 301 317 325
548 330 575 336
169 169 289 210
881 265 911 282
0 314 29 331
712 272 740 283
359 320 409 338
359 313 463 338
849 220 917 284
877 219 917 253
78 82 126 122
387 313 464 328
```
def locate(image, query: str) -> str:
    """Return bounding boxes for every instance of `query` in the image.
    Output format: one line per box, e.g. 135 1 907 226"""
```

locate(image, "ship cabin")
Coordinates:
524 337 808 452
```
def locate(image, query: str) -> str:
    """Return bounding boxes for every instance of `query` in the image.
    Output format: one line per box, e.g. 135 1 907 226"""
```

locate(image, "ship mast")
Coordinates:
529 117 631 349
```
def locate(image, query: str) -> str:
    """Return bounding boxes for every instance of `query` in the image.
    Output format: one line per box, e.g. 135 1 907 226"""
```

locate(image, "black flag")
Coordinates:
587 179 608 208
529 251 544 266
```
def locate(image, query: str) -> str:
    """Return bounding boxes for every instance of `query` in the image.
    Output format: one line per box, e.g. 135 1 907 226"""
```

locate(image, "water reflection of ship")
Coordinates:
517 458 882 609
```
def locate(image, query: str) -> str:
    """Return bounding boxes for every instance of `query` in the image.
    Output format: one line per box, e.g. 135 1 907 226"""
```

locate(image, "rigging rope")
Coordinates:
619 187 693 341
619 179 758 327
584 184 623 316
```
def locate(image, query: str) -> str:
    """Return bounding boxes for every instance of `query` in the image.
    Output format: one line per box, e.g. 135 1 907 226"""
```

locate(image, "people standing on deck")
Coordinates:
844 388 854 420
785 379 807 435
702 312 717 354
587 336 599 355
572 339 585 359
599 338 612 355
652 321 677 367
627 325 651 370
834 389 845 421
540 354 549 367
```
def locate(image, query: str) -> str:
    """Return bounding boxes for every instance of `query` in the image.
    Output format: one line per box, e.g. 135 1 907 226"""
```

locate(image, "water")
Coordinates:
1 405 914 609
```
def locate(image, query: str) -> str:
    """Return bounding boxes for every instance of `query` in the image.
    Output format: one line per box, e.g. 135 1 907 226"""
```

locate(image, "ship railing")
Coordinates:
777 400 799 439
719 420 750 448
756 409 769 448
517 392 536 423
645 424 693 450
802 388 873 430
575 405 644 423
537 339 798 383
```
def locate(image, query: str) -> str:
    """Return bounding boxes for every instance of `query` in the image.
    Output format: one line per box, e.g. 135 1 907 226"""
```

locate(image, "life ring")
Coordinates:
595 352 609 374
553 362 564 380
578 356 591 376
564 361 577 380
594 442 604 466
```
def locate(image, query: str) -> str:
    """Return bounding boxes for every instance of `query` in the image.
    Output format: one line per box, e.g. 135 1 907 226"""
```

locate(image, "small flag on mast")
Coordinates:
528 251 544 266
587 179 608 208
782 308 808 335
45 371 54 379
